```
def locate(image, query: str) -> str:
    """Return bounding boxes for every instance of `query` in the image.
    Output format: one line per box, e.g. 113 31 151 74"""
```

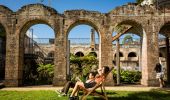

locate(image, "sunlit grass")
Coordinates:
0 89 170 100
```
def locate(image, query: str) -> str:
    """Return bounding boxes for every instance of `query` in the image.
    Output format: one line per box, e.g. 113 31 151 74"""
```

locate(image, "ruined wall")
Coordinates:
1 3 170 86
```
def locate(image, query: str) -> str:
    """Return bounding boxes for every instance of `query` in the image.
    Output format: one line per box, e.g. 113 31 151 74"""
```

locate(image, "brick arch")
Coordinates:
114 51 124 57
159 21 170 37
75 51 84 57
18 19 56 38
17 3 59 16
0 5 13 13
16 3 63 37
0 5 13 35
128 52 137 57
65 19 101 38
17 18 57 86
112 19 144 37
0 23 6 36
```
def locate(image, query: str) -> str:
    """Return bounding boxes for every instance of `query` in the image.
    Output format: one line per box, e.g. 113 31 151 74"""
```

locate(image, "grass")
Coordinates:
0 89 170 100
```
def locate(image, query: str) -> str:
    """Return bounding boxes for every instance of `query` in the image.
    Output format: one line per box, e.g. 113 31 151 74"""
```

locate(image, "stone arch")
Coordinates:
17 3 59 17
128 52 137 57
114 52 124 57
66 19 101 67
75 51 84 57
18 19 56 38
66 19 101 38
0 5 13 35
111 18 148 85
112 19 144 36
17 18 57 85
158 21 170 83
159 21 170 37
16 3 62 37
88 52 97 57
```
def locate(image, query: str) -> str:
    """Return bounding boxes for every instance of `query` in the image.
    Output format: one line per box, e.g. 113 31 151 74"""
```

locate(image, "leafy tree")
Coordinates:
136 0 144 4
122 35 133 44
112 69 141 84
70 53 98 82
37 64 54 84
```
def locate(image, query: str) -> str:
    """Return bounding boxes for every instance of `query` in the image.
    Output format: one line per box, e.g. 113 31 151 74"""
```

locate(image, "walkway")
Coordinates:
1 85 169 91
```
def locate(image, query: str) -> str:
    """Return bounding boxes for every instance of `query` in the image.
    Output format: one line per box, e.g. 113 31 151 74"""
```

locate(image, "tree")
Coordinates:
122 35 133 44
70 53 98 81
136 0 144 4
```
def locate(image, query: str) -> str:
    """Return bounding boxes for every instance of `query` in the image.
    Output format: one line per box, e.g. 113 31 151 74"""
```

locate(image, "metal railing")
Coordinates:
24 37 169 55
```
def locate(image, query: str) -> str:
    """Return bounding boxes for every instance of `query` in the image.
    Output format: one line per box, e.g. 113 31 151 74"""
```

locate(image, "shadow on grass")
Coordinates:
85 90 170 100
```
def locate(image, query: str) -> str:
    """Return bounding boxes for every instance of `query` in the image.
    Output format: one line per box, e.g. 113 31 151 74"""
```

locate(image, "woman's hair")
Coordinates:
155 63 161 73
89 72 96 77
103 66 110 74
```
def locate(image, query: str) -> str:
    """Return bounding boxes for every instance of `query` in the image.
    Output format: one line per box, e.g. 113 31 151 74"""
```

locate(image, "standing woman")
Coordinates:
154 62 165 87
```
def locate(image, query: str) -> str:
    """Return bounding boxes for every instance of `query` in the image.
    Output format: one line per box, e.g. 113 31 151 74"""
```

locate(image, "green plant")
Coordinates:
136 0 144 4
37 64 54 84
113 69 141 84
70 53 98 81
122 35 133 44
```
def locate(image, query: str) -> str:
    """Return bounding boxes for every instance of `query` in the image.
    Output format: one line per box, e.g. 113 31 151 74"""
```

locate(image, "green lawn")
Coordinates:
0 89 170 100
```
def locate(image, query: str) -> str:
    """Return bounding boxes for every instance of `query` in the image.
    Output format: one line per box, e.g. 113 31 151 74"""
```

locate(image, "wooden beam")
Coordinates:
112 26 133 42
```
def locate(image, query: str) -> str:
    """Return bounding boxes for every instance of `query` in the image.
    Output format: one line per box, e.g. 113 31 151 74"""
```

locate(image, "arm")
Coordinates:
97 68 102 75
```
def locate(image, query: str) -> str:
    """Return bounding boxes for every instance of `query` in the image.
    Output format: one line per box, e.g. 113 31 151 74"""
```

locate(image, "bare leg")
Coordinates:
159 78 165 87
70 81 84 97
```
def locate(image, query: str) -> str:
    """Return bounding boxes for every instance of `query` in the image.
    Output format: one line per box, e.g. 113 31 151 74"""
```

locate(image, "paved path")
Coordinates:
1 85 169 91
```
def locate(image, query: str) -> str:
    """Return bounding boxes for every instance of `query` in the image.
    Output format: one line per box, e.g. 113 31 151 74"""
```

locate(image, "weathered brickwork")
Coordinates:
0 3 170 86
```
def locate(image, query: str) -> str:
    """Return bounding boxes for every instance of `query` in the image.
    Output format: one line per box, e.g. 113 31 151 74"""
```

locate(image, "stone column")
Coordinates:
90 28 95 50
5 32 22 86
116 39 120 85
53 21 67 86
141 25 159 86
99 30 115 85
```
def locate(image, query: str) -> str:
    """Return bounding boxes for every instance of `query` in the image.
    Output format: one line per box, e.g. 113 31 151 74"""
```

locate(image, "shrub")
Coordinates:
113 69 141 84
37 64 54 84
70 53 98 82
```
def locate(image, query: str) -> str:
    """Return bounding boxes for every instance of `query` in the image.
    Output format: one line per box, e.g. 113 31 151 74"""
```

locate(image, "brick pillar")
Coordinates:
141 28 159 86
99 31 115 86
53 37 67 86
5 34 22 87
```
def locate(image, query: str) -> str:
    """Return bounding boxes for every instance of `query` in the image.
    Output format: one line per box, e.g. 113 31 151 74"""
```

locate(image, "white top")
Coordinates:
141 0 154 6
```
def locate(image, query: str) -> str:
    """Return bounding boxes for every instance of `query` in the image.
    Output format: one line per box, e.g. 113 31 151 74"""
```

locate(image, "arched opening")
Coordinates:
75 51 84 57
158 22 170 83
128 52 137 57
67 24 99 81
88 52 97 57
20 22 55 86
114 52 124 57
0 24 6 81
112 20 143 84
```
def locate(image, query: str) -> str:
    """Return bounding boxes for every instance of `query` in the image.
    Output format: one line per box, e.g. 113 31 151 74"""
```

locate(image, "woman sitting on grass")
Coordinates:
69 66 110 100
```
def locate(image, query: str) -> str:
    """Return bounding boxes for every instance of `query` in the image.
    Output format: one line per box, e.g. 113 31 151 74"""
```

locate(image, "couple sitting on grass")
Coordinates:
57 66 110 100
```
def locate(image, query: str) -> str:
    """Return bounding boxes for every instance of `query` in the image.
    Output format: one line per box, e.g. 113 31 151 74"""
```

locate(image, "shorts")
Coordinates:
84 82 96 88
156 73 163 79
